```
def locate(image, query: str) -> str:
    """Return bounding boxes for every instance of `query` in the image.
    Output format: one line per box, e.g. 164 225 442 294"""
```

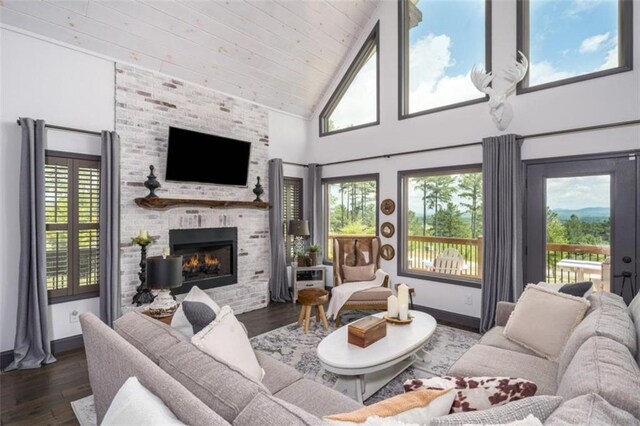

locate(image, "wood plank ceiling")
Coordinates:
1 0 380 117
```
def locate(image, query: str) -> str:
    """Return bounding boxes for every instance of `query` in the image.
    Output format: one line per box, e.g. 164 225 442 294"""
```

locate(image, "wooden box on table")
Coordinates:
348 316 387 348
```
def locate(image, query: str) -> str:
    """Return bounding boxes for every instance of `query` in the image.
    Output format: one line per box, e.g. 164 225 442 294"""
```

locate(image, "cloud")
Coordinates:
547 175 610 209
599 45 618 70
529 61 576 86
408 34 481 113
567 0 603 17
579 32 610 53
328 53 377 130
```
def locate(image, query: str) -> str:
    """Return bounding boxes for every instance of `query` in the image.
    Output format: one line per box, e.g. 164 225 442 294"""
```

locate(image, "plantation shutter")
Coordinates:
45 154 100 300
283 178 303 263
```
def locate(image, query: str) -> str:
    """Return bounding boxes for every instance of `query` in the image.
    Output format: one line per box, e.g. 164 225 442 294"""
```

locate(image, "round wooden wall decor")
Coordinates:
380 244 395 261
380 222 395 238
380 199 395 215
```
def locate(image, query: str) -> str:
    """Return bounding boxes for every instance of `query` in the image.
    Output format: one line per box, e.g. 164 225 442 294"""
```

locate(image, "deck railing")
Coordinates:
327 233 610 283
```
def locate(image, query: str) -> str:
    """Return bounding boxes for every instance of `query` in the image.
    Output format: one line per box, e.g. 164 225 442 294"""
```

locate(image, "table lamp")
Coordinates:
288 219 310 254
146 255 183 318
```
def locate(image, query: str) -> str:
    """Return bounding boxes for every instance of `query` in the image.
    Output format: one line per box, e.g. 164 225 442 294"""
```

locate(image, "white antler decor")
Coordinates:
471 51 529 131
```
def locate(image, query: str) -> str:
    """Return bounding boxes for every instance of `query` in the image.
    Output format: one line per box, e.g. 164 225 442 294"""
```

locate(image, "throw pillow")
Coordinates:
182 301 216 335
324 388 455 425
558 281 593 297
504 284 590 361
171 286 221 338
191 305 265 382
102 377 185 426
404 377 537 413
430 395 562 425
536 281 592 298
343 264 376 282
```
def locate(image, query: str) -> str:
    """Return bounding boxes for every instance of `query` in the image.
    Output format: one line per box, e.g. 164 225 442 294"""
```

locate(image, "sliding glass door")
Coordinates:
525 153 638 303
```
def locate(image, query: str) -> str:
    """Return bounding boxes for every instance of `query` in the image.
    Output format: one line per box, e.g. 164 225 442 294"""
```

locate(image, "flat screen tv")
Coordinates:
165 127 251 186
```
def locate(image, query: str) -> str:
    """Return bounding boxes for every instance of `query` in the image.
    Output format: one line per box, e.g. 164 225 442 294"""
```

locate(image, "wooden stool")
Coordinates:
394 283 415 309
297 288 329 333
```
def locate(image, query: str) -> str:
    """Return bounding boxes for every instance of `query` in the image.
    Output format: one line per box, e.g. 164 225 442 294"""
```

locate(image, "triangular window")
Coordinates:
320 22 379 136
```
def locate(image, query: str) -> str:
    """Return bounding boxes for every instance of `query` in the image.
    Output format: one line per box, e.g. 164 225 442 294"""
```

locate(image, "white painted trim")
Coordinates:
0 23 311 121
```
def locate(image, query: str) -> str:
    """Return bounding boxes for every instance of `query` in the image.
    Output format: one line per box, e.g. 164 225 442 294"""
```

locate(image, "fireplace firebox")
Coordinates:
169 227 237 294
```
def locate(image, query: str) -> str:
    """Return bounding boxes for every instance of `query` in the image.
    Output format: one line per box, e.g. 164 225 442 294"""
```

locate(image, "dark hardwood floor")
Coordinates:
1 302 473 425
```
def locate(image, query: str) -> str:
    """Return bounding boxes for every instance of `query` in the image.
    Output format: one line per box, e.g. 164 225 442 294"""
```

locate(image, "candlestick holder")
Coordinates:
131 235 157 306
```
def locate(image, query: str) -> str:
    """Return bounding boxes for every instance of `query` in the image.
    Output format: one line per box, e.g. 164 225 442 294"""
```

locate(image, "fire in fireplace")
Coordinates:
169 227 237 294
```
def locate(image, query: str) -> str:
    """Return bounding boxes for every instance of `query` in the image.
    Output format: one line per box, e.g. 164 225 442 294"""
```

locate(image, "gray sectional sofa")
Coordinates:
81 290 640 425
448 291 640 423
80 311 359 425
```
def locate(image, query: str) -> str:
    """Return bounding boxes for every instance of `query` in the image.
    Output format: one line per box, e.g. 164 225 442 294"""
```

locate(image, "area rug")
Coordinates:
250 316 480 404
71 316 480 423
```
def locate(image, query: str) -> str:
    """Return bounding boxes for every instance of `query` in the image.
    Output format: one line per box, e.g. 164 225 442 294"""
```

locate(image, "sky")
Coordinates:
546 175 611 210
329 0 619 128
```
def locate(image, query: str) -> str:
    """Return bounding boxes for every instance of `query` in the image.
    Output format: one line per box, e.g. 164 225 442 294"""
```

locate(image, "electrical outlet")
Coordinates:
465 295 473 306
69 310 79 324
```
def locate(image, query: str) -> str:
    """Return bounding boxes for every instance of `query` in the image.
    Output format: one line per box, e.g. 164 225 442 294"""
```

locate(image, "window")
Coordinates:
518 0 633 92
323 175 379 262
398 166 483 285
319 22 379 136
283 177 303 263
46 152 100 302
399 0 490 117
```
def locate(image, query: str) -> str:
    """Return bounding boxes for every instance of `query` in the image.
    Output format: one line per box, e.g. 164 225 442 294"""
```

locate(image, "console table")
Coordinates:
292 265 326 303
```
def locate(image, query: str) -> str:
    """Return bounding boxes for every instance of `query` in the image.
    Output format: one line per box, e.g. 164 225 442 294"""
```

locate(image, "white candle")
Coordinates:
398 284 409 320
139 229 148 239
387 295 398 318
162 247 170 258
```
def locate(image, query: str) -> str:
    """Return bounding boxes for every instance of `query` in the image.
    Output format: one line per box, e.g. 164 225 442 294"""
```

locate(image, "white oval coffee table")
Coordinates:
317 311 437 403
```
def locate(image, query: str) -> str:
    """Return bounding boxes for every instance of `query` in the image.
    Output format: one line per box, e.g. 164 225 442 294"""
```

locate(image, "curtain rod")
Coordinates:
319 119 640 167
16 119 102 136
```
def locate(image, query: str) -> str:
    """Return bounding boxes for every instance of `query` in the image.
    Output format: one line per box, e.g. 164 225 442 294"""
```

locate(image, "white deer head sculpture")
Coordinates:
471 51 529 131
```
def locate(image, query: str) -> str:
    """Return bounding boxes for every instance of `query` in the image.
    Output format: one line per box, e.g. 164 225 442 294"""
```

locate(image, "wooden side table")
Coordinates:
292 265 326 303
297 288 329 333
141 308 177 325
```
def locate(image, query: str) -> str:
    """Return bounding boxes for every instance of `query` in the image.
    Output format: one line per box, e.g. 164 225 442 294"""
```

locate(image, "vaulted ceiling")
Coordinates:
1 0 381 117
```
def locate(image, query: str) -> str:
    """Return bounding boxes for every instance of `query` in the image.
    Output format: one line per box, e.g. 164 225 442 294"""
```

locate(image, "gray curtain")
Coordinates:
6 118 56 371
306 163 323 246
480 134 524 333
99 131 121 326
268 159 290 302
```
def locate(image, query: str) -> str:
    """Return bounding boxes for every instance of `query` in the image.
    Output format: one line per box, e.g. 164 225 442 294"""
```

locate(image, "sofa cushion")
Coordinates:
447 345 558 395
480 327 539 357
430 395 563 425
557 336 640 418
274 379 362 417
503 285 590 361
628 292 640 365
114 311 187 364
233 393 321 426
587 290 628 315
157 341 269 423
558 300 637 381
348 286 393 301
255 351 303 394
545 393 638 426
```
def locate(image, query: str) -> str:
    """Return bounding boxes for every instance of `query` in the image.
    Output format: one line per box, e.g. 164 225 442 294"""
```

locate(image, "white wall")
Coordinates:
307 1 640 317
0 29 114 351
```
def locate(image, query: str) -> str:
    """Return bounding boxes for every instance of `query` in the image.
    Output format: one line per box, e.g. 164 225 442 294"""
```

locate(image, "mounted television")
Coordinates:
165 127 251 186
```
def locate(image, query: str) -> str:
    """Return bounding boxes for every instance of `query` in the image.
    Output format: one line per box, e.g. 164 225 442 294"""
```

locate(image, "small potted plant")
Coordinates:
295 249 307 268
308 244 322 266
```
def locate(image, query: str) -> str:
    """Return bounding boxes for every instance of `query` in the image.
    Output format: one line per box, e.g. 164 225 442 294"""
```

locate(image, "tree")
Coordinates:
423 176 455 236
546 208 567 244
411 178 430 236
458 173 483 238
433 202 468 237
565 214 584 244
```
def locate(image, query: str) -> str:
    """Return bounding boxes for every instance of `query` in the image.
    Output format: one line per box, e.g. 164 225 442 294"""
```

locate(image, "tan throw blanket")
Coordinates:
326 269 388 320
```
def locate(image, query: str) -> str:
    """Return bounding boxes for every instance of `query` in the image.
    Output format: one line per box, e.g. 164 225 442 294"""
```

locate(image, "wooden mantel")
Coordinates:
134 197 270 210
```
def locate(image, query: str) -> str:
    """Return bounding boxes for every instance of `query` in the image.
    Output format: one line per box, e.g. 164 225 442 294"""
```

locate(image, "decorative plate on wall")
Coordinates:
380 244 395 261
381 199 395 215
381 222 395 238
